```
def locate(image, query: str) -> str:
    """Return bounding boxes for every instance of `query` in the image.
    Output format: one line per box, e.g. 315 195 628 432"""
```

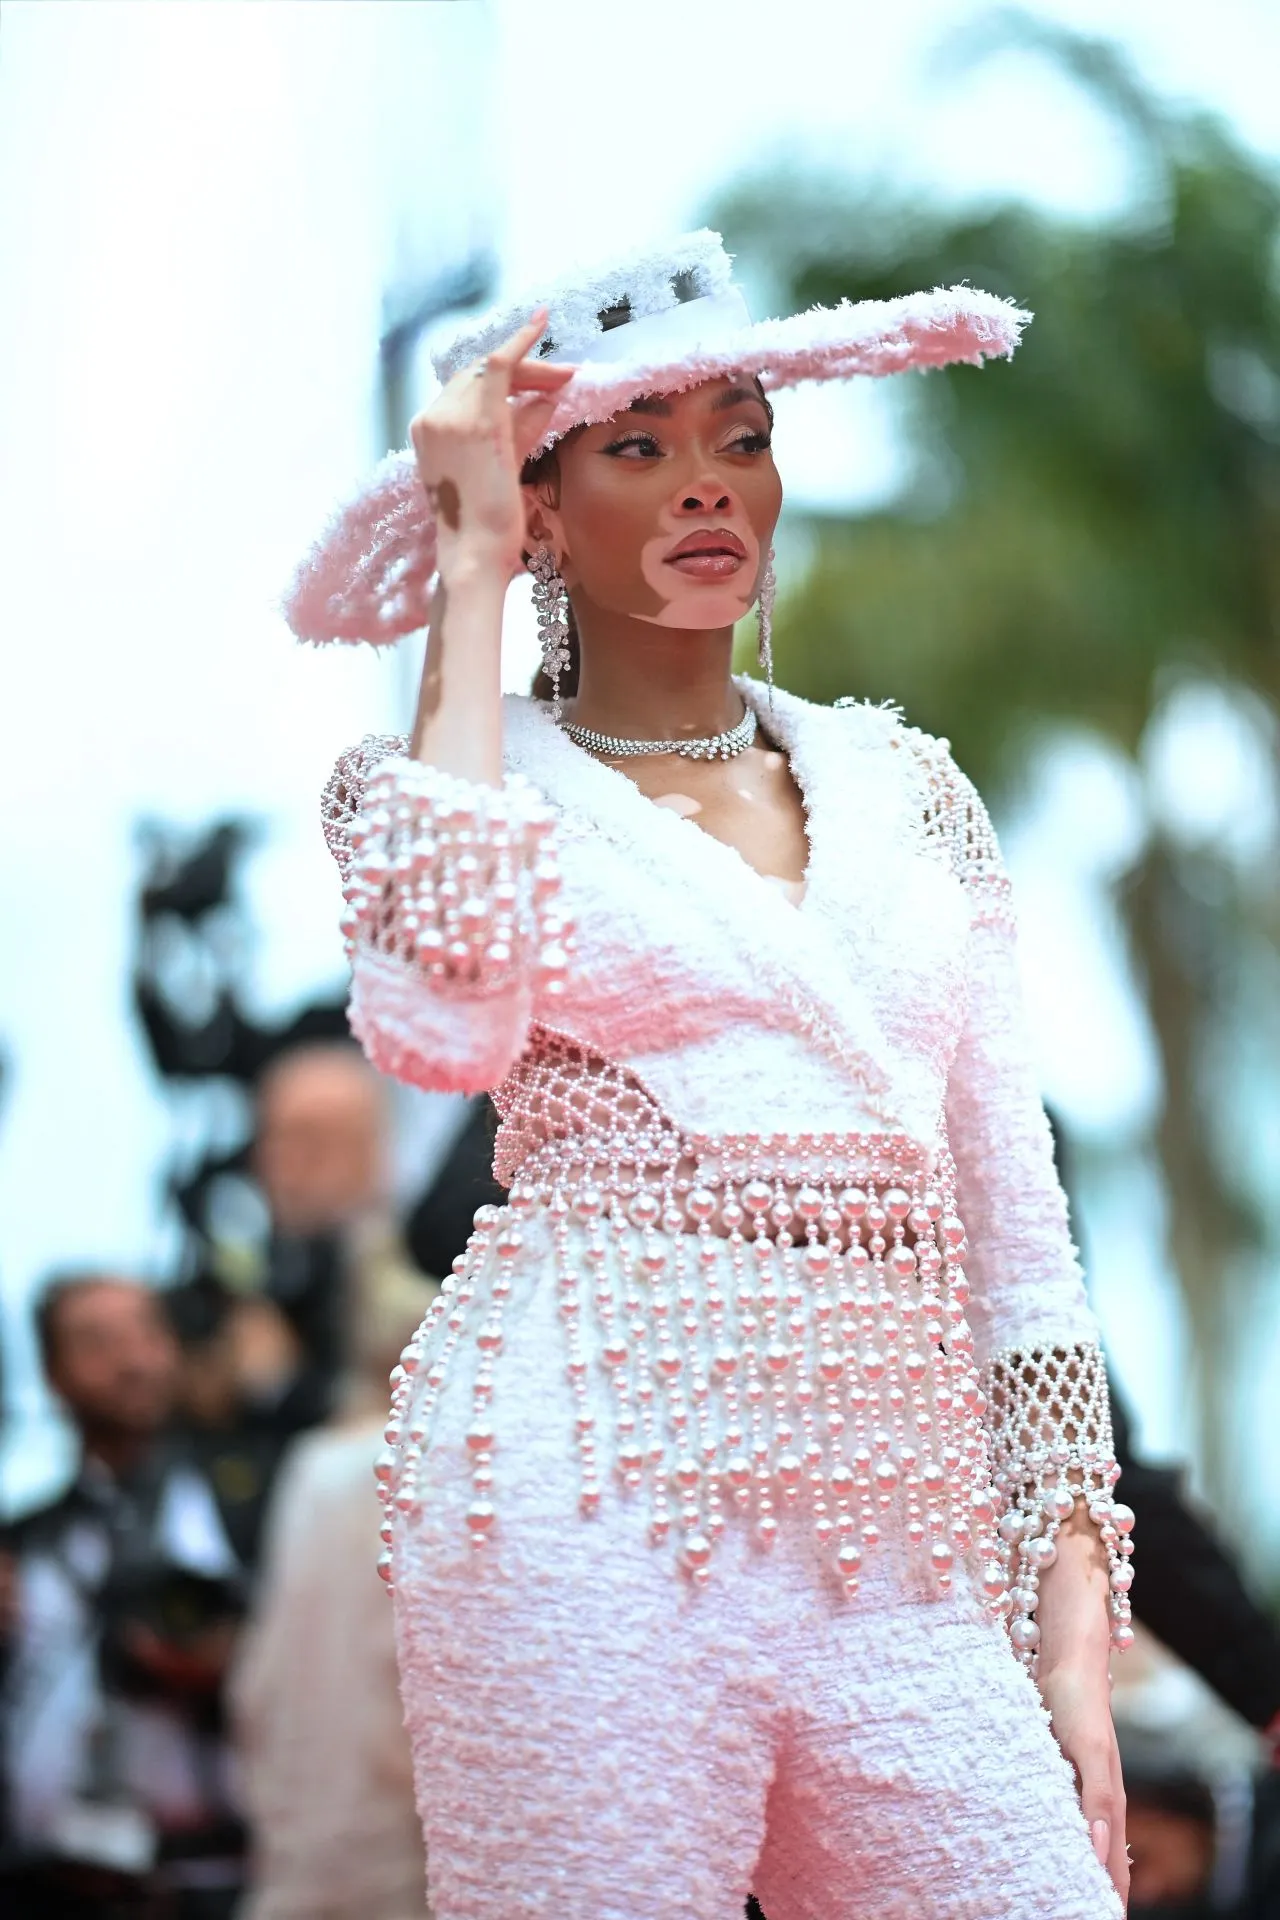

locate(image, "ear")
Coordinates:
522 488 562 559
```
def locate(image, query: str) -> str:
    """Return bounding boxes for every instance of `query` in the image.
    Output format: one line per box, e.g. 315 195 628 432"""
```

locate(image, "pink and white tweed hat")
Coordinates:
285 228 1030 646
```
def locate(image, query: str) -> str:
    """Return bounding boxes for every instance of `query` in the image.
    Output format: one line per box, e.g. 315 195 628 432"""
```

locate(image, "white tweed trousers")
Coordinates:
390 1233 1123 1920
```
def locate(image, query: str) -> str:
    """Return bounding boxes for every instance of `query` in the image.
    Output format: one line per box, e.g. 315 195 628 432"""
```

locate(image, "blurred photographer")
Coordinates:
164 1277 301 1578
0 1273 246 1918
213 1042 430 1440
1119 1719 1280 1918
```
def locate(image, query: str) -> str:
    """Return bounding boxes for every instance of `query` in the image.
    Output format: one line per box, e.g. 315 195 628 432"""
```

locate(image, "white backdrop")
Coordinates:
0 1 499 1498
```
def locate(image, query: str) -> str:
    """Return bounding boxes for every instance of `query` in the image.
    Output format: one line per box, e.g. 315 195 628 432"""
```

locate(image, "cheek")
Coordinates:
563 482 668 617
742 462 784 554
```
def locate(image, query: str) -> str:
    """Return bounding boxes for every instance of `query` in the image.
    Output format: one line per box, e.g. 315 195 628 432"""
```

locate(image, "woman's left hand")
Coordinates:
1036 1510 1129 1910
1039 1655 1128 1908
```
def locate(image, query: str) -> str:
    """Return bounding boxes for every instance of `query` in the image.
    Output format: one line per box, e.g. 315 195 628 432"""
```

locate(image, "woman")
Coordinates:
287 231 1134 1918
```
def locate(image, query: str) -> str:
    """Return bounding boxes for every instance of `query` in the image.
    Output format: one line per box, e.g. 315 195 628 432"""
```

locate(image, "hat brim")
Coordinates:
284 285 1029 646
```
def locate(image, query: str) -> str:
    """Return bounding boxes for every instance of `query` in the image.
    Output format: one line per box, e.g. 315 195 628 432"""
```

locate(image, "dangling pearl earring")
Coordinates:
756 546 777 707
528 545 571 723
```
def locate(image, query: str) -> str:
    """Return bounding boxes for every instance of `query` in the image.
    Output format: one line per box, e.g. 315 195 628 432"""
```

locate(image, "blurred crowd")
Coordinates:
0 1038 502 1920
1 1034 1279 1919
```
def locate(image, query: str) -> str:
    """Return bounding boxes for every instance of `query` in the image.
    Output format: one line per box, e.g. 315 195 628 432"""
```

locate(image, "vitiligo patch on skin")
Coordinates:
635 521 760 630
652 793 702 817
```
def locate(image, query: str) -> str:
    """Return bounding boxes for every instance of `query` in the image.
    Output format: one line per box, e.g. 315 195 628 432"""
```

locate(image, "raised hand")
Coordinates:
410 308 575 581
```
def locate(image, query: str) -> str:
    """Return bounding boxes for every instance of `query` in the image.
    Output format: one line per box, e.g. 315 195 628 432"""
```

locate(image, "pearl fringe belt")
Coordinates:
374 1125 1133 1671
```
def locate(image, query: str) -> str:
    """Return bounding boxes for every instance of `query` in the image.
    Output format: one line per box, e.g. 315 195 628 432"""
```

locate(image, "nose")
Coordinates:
674 481 733 516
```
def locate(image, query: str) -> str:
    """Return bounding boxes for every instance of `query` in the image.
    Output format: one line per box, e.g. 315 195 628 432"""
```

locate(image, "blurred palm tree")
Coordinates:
715 14 1280 1528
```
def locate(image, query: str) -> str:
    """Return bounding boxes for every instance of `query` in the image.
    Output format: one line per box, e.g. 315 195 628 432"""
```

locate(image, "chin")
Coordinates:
644 588 757 630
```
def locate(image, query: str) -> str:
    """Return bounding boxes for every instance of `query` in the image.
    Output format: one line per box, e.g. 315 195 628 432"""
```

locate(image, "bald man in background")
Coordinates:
171 1043 441 1582
207 1043 436 1434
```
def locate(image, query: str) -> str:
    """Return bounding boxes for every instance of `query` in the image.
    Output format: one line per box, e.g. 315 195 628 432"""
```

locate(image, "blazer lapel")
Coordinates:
501 685 910 1124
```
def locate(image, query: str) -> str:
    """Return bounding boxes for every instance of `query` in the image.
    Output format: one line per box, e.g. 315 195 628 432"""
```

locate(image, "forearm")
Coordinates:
1035 1504 1131 1902
411 547 509 784
1036 1502 1114 1672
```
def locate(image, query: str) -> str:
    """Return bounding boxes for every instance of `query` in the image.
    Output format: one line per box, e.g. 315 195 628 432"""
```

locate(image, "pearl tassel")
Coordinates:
338 757 573 999
378 1120 1015 1612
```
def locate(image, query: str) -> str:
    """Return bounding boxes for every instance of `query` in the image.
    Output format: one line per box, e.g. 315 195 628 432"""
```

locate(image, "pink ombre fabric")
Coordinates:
286 449 439 648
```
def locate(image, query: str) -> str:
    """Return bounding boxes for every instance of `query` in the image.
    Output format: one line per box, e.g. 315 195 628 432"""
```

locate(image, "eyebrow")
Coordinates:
624 383 767 421
710 384 767 413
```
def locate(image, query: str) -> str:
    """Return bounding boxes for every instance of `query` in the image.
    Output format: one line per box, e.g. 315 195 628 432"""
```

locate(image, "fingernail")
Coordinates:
1091 1819 1109 1864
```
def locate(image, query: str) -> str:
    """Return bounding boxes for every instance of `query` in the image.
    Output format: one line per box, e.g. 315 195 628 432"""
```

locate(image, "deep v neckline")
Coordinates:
563 676 817 917
500 682 907 1122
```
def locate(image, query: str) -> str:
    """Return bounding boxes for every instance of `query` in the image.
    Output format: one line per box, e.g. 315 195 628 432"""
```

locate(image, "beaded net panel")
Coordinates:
321 734 409 885
981 1344 1114 1497
980 1343 1133 1666
491 1029 682 1191
901 728 1016 930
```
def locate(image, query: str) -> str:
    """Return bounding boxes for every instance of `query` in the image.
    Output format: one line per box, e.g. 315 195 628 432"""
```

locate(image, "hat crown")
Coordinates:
432 229 738 384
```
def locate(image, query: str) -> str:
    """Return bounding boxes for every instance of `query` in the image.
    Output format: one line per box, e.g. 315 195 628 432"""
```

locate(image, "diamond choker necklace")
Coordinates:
559 703 757 762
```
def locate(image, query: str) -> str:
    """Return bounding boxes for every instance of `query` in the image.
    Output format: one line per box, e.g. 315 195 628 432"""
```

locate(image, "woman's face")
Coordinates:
526 376 782 629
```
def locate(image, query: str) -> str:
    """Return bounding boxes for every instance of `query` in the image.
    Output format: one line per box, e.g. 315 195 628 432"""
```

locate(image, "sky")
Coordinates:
1 0 1277 1526
492 0 1280 268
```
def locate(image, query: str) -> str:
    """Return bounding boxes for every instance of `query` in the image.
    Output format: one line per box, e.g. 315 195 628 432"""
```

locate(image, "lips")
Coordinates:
666 529 748 561
663 528 749 579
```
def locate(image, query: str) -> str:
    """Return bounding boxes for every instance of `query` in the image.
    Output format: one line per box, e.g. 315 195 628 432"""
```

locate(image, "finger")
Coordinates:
1107 1758 1129 1905
1109 1831 1129 1910
484 306 551 369
1078 1760 1112 1837
468 313 559 418
511 390 565 465
508 359 576 393
1079 1758 1121 1891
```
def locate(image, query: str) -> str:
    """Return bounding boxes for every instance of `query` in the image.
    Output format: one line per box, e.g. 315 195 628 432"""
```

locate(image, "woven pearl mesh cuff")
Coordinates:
322 733 410 883
329 750 573 999
898 727 1016 931
981 1343 1134 1668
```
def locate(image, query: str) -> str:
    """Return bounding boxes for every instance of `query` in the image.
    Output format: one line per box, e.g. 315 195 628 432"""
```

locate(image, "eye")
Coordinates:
602 430 663 459
724 428 772 454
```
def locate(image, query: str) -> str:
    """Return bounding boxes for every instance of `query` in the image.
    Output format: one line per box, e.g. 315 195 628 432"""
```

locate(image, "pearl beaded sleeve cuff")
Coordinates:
981 1342 1135 1668
327 745 572 1001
